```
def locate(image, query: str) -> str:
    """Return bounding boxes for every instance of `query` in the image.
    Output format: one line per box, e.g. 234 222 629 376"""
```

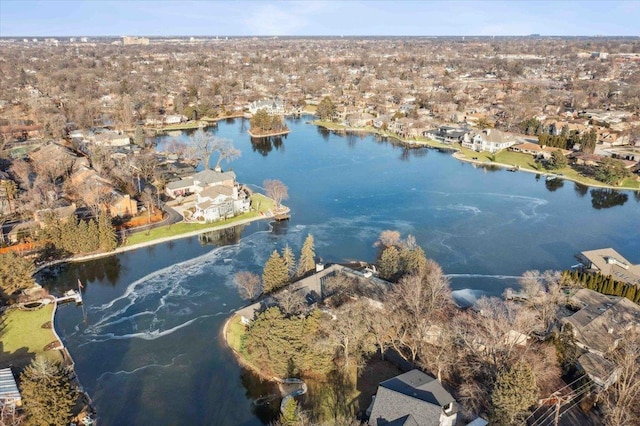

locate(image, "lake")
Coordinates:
42 117 640 425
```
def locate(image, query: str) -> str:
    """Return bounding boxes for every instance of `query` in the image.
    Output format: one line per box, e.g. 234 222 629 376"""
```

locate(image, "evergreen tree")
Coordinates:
263 250 290 293
98 212 117 251
282 244 296 278
491 362 538 425
86 219 100 251
399 246 427 276
296 234 316 277
0 252 35 300
317 97 336 121
279 397 299 426
20 356 77 426
378 246 400 280
134 125 146 147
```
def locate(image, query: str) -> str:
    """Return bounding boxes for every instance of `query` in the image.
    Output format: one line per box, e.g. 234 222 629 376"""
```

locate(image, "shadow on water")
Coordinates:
38 256 123 290
240 368 280 424
590 188 629 209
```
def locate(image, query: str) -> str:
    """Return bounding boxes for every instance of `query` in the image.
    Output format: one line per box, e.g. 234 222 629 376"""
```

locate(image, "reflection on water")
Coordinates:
574 182 589 197
250 135 287 157
545 177 564 192
198 224 247 246
590 188 629 209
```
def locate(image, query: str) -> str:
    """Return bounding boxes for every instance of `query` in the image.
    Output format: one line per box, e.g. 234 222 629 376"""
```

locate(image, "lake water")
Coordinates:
42 117 640 425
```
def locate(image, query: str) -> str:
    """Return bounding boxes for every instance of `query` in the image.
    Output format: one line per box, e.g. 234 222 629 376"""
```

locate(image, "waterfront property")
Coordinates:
366 369 458 426
193 184 251 223
461 128 517 153
165 169 237 198
576 248 640 286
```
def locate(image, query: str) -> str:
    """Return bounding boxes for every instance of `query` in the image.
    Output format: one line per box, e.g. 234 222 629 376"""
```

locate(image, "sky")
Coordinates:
1 0 639 37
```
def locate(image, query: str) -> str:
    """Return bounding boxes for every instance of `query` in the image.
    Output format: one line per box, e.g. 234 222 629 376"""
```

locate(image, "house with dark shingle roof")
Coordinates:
165 169 236 198
367 369 458 426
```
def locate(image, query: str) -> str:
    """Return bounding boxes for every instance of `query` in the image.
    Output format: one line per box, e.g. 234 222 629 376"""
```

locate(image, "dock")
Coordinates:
56 289 82 305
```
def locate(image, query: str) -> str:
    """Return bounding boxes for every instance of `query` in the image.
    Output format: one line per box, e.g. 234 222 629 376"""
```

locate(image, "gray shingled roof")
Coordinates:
368 369 456 426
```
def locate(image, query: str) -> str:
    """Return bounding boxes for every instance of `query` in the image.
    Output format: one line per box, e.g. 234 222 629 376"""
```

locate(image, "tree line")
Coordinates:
562 269 640 304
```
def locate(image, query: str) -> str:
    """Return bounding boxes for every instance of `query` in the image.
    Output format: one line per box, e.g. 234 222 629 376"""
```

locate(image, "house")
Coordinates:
568 152 603 167
193 185 249 223
367 369 458 426
0 368 22 409
248 99 285 115
509 142 571 160
165 169 236 198
28 142 88 174
34 203 77 227
577 352 619 389
94 132 131 147
576 248 640 287
424 126 471 145
462 129 517 153
104 192 138 217
164 115 186 125
346 112 375 128
561 288 640 357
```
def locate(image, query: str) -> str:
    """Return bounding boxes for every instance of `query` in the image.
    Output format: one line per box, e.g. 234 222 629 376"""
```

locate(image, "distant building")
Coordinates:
165 169 237 199
122 36 150 46
367 369 458 426
248 99 285 115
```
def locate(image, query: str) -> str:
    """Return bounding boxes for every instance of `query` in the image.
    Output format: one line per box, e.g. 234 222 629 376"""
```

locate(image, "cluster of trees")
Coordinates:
242 308 333 378
537 128 597 152
375 231 427 281
38 212 117 257
562 269 640 304
189 129 241 171
0 251 35 300
593 157 632 185
316 97 336 121
234 234 316 299
545 149 568 170
249 109 288 134
18 356 77 426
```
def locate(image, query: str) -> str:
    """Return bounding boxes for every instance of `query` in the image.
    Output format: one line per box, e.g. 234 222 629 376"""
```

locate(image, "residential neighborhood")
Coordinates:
0 30 639 426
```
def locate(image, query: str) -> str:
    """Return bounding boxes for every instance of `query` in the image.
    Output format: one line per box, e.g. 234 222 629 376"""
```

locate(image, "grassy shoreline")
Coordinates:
312 120 640 191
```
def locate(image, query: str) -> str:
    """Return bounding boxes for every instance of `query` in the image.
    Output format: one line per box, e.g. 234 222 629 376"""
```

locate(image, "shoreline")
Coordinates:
35 211 275 274
248 128 291 138
312 120 640 191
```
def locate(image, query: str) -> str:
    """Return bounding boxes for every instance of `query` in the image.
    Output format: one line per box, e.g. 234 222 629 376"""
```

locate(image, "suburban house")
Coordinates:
34 203 77 227
424 126 471 145
577 352 618 389
367 369 458 426
509 142 571 160
562 288 640 357
165 169 237 198
163 114 187 125
462 129 517 153
193 184 250 223
576 248 640 287
28 142 89 173
346 112 375 128
104 192 138 217
93 131 131 147
248 99 285 115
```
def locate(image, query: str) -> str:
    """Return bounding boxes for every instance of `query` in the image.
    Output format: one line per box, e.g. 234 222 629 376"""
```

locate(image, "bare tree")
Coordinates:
273 288 305 316
233 271 262 301
374 229 401 248
189 129 240 171
604 331 640 426
263 179 289 210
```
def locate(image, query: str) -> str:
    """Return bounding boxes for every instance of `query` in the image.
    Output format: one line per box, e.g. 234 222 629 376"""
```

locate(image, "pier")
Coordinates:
56 289 82 305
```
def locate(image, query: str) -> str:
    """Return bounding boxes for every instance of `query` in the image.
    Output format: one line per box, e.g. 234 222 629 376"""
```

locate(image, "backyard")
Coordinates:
0 304 64 368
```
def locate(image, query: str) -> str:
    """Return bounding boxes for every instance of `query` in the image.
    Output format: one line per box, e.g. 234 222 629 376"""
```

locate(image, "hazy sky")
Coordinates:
1 0 639 37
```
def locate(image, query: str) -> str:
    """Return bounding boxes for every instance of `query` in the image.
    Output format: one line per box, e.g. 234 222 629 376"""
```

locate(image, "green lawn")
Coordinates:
226 315 246 353
124 194 275 246
0 304 64 368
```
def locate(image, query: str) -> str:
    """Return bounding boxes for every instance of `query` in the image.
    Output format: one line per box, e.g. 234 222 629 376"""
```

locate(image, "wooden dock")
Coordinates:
56 289 82 305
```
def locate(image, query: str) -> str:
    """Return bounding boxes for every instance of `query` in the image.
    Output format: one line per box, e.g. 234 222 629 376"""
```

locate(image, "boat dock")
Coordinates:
56 289 82 305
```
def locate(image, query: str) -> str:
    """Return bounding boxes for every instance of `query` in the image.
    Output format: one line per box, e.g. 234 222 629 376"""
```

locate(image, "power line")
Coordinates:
530 381 593 426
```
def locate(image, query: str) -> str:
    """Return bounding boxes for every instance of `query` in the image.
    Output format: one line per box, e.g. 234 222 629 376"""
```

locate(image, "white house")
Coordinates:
193 185 250 223
248 99 285 115
462 129 517 153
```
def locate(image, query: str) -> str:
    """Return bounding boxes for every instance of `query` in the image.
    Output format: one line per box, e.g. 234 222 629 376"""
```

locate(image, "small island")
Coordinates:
248 108 290 138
